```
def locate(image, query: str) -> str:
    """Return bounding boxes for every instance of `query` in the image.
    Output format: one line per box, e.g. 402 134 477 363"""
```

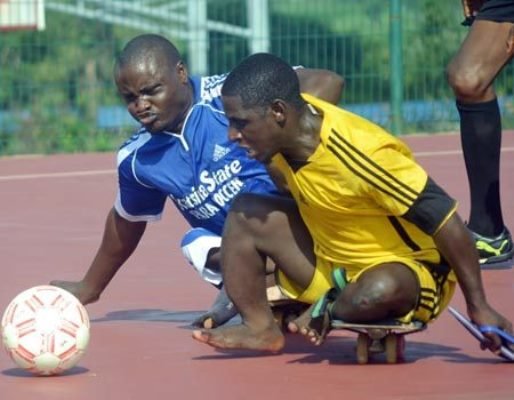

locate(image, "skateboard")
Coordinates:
448 306 514 361
269 298 425 364
331 319 426 364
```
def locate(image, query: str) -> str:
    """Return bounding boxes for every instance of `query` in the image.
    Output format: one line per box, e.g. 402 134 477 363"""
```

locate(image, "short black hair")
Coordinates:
222 53 305 110
115 34 181 71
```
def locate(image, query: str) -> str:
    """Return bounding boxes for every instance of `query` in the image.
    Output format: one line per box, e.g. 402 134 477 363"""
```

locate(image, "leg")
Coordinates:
331 263 419 322
181 228 239 328
183 228 280 329
192 194 316 352
446 20 514 238
290 263 419 345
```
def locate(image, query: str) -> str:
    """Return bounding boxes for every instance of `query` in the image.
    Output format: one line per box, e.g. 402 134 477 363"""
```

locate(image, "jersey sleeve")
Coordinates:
114 160 167 223
360 148 456 235
402 176 457 235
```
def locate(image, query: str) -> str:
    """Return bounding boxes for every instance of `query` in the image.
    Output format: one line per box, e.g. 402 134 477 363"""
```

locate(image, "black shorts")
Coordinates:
476 0 514 23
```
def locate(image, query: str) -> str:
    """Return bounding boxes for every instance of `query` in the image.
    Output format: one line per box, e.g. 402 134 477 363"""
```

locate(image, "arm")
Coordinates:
364 147 512 350
296 68 344 105
265 163 290 194
50 208 146 305
433 212 513 350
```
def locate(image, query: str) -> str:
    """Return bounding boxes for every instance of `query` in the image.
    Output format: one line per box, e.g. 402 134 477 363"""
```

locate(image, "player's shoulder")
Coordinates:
116 128 153 167
190 73 228 104
303 95 403 156
184 74 229 134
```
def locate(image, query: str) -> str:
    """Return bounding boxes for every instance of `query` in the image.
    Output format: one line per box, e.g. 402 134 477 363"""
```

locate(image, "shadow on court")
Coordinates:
2 366 90 378
190 333 495 365
91 308 510 366
91 308 207 325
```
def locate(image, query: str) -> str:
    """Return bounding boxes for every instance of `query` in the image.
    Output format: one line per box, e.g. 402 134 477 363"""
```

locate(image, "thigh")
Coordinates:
227 193 316 289
449 20 514 85
349 260 455 324
343 262 420 319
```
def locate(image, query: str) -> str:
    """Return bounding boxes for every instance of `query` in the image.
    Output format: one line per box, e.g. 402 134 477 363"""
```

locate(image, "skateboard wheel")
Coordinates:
385 333 401 364
396 335 406 362
356 333 370 364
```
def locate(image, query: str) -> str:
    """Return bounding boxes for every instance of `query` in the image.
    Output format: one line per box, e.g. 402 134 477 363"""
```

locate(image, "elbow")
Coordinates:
330 71 345 93
316 70 344 104
298 68 345 105
331 72 345 100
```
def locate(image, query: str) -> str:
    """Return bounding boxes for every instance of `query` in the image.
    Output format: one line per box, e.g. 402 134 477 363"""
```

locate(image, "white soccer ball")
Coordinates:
1 285 90 376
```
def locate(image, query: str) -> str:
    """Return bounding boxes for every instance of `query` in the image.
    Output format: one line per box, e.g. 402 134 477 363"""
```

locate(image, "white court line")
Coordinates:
0 169 115 181
1 146 514 182
415 146 514 157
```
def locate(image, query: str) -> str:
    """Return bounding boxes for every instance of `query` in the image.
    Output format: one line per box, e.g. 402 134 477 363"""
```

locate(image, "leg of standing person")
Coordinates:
447 18 514 267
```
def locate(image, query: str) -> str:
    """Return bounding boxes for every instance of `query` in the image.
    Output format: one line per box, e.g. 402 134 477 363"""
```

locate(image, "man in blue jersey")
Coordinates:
50 34 344 328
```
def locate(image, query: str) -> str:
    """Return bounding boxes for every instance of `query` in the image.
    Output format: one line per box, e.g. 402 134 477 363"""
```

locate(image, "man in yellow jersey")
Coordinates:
192 53 512 354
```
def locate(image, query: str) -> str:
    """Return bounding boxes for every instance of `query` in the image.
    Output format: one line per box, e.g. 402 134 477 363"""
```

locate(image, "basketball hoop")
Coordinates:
0 0 46 31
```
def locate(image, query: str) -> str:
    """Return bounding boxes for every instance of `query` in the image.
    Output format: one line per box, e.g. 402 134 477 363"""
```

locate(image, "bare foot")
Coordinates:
287 303 331 346
192 323 285 352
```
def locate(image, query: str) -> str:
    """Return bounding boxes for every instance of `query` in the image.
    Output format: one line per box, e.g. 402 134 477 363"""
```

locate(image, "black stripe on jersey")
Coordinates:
402 176 457 235
418 294 437 312
327 143 411 207
418 288 438 317
387 216 421 251
420 287 437 296
328 129 419 206
425 262 451 284
418 301 437 314
419 294 436 306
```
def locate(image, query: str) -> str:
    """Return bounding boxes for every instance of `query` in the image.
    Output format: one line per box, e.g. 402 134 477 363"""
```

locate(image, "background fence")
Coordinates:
1 0 513 155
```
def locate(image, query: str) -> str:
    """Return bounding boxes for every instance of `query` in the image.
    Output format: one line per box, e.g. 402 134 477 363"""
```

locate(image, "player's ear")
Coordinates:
176 60 188 83
270 100 287 126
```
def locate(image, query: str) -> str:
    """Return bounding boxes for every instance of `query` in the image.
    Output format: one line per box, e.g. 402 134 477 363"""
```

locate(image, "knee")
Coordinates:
446 64 488 100
351 271 417 313
350 279 394 310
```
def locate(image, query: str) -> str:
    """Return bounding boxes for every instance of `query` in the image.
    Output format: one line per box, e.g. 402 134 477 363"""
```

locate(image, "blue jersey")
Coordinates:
114 74 278 235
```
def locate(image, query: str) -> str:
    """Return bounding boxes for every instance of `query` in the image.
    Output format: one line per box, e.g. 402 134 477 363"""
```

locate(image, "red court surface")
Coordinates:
1 132 514 400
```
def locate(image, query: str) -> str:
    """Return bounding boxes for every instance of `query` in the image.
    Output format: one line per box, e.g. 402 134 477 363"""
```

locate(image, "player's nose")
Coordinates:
134 96 151 112
228 126 242 142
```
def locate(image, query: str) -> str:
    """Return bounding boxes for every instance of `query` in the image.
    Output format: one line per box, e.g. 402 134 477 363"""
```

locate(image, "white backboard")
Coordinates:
0 0 45 31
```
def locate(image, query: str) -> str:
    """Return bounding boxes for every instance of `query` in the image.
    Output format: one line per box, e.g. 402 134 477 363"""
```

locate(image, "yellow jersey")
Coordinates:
270 94 457 278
